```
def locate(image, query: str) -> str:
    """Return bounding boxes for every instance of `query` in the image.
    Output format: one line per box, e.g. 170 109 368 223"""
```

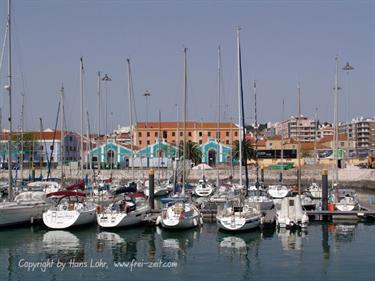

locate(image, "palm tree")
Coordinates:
232 139 255 165
178 141 202 165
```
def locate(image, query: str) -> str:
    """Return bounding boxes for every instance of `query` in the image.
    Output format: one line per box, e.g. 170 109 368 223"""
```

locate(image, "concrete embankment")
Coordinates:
1 164 374 190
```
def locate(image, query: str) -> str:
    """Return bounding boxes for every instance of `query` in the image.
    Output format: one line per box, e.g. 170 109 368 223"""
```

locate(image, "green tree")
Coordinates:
178 141 202 165
232 139 255 164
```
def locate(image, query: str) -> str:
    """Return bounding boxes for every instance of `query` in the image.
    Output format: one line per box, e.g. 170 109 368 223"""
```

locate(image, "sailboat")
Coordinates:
216 28 261 232
0 0 53 227
157 48 203 230
247 81 273 210
330 56 358 212
42 59 96 229
96 59 150 228
267 100 291 200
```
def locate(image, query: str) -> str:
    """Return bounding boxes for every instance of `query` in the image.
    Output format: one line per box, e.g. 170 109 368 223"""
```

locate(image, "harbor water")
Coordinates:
1 221 375 281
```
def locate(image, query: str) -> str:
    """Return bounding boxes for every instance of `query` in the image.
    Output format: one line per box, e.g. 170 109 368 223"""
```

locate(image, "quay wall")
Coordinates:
1 164 374 190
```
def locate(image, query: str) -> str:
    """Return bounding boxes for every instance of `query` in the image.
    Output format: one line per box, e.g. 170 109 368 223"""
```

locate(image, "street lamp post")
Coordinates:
144 90 151 168
102 74 112 170
342 62 354 162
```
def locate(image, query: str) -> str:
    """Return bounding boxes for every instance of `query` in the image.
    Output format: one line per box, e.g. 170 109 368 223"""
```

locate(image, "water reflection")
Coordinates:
156 226 199 260
43 230 84 262
95 226 156 263
332 223 357 243
217 231 261 257
277 228 308 251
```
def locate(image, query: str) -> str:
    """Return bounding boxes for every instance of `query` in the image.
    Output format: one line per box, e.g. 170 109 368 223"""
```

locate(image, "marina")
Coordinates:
0 0 374 280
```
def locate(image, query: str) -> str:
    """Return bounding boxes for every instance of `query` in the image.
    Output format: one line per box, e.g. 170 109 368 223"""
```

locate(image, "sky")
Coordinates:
0 0 374 133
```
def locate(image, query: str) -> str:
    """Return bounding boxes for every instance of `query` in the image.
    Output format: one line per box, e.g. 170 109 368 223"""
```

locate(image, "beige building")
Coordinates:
133 121 239 148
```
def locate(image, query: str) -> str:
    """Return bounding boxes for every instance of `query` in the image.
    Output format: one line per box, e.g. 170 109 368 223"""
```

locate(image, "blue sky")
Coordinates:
0 0 374 132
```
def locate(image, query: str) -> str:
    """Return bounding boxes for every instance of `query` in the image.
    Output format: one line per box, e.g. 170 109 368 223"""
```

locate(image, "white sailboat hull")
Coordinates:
217 215 260 231
160 214 201 229
43 207 96 229
0 202 48 226
268 185 290 199
97 206 149 228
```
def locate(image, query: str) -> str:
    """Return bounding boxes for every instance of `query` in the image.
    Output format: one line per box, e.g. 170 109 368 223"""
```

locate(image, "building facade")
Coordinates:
339 117 375 150
275 116 317 142
133 121 239 148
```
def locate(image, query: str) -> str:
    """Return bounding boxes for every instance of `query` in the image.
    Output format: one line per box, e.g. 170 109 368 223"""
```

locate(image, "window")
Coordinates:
199 132 202 137
226 132 229 137
208 132 211 137
172 132 175 137
188 132 192 137
199 140 202 144
40 145 44 150
147 140 150 145
226 140 229 145
340 142 345 147
138 132 142 137
139 141 142 145
234 132 238 137
147 132 150 137
155 132 158 137
163 130 168 139
50 145 54 150
69 136 73 141
180 132 183 137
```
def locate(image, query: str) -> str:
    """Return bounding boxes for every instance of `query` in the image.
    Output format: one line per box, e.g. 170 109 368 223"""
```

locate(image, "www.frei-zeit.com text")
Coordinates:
18 258 178 272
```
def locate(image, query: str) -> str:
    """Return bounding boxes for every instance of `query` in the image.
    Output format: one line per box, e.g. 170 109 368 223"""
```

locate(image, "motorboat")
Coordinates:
276 195 309 229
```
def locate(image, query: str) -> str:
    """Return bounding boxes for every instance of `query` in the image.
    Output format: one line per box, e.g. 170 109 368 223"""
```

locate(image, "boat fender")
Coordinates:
199 217 203 225
96 205 102 214
156 216 162 225
193 218 197 226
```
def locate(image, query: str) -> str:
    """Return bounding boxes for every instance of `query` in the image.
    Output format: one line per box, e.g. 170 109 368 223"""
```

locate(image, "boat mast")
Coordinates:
297 82 302 195
236 27 243 188
80 57 84 179
97 71 101 172
254 81 259 188
280 99 284 183
20 92 24 182
158 110 161 182
237 27 249 194
60 85 65 186
6 0 13 200
126 59 135 182
182 48 187 194
216 46 221 188
314 107 318 163
334 56 340 185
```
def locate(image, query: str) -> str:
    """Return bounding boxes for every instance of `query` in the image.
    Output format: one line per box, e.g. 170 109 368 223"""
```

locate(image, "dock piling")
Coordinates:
149 169 155 210
322 169 329 220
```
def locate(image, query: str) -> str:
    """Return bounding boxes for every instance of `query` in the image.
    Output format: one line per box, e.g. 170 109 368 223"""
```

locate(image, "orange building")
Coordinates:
133 121 239 148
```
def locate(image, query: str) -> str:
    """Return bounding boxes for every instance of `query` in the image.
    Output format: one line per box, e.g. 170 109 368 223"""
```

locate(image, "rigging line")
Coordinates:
0 22 7 79
12 12 28 96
